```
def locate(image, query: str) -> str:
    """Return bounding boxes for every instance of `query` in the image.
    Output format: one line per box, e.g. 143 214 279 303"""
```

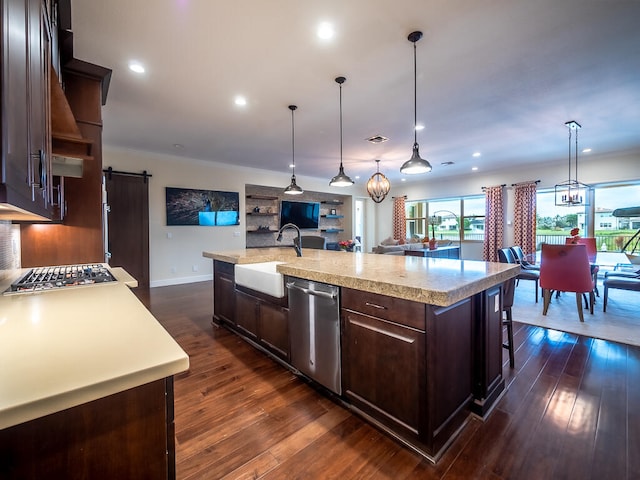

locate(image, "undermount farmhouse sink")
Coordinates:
234 261 286 298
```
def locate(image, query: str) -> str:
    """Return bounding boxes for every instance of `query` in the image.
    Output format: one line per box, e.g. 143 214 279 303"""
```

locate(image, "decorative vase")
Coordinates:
428 238 438 250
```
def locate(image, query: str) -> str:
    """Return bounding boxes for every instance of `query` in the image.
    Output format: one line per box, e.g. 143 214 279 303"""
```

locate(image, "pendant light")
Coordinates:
284 105 303 195
329 76 354 187
366 159 391 203
400 31 432 175
554 120 590 206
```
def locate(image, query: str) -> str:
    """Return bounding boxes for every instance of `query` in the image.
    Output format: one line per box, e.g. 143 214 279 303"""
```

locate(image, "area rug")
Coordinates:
511 281 640 347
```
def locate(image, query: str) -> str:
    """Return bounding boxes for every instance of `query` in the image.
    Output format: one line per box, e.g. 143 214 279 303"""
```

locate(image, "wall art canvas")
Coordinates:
165 187 240 226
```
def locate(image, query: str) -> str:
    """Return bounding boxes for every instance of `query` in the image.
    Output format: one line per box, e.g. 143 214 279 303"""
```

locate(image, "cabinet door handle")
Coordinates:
365 302 387 310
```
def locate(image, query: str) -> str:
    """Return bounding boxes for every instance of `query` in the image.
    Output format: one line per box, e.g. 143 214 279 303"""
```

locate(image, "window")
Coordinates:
461 196 485 241
405 201 427 239
536 189 587 246
427 199 460 241
594 183 640 251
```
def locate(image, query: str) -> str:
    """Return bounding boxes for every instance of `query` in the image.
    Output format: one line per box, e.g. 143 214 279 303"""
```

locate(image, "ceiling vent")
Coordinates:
366 135 389 144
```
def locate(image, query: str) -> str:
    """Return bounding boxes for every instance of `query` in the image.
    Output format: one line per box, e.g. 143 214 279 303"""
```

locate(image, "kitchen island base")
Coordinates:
0 378 176 480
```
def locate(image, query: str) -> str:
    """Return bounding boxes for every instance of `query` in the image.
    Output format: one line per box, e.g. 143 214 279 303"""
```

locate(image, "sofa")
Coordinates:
372 237 455 254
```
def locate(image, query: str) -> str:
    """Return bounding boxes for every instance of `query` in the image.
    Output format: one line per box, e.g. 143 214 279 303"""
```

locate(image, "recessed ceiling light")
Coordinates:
355 176 360 180
317 22 334 40
472 166 478 171
582 148 592 153
234 96 247 106
472 152 481 157
415 124 425 131
128 61 145 74
366 134 389 144
401 178 407 182
173 143 184 149
289 164 295 168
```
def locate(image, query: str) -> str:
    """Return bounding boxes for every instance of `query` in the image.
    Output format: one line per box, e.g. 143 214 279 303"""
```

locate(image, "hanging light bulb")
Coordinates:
284 105 303 195
329 76 354 187
400 31 432 175
554 120 590 206
366 160 391 203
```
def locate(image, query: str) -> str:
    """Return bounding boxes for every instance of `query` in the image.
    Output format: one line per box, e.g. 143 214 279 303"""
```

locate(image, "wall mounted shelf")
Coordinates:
321 214 344 219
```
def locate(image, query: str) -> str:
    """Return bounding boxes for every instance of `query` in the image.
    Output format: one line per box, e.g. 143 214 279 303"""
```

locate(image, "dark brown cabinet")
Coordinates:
341 287 473 460
0 377 176 480
234 286 289 361
342 309 424 433
1 0 52 219
213 260 235 326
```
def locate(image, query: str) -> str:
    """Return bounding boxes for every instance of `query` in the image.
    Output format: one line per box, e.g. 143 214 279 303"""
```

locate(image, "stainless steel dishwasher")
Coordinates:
286 277 341 395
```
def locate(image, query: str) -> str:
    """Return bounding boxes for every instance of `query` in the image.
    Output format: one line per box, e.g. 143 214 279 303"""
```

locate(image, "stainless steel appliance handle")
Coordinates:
286 282 338 300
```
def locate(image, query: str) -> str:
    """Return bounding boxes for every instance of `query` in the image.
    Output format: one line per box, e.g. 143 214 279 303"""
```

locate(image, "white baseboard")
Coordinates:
150 274 212 288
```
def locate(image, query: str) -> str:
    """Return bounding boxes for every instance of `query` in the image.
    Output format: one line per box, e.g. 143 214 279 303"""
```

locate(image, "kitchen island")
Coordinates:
0 268 189 479
203 248 519 462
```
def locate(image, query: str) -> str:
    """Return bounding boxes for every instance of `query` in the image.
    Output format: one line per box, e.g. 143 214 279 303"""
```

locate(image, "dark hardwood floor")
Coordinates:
135 281 640 480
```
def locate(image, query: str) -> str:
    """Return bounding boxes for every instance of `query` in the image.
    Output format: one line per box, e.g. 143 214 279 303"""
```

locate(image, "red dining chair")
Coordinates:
565 237 600 296
565 237 597 263
540 243 597 322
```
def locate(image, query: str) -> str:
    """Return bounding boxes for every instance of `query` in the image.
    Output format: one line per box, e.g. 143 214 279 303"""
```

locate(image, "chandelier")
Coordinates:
366 160 390 203
555 120 590 206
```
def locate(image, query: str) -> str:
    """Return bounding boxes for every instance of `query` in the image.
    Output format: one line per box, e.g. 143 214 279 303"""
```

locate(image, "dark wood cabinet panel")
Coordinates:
259 302 289 360
1 0 51 219
342 310 425 435
471 285 505 416
341 287 474 460
233 283 290 360
0 378 175 480
213 261 235 325
235 289 259 339
341 287 425 330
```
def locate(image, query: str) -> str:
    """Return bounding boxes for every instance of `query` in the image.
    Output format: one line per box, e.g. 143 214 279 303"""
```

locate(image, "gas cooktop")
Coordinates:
6 264 116 294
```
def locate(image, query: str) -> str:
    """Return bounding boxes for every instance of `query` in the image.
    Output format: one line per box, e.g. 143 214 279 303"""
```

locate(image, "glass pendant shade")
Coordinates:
400 31 433 176
329 76 354 187
555 120 590 206
284 105 303 195
366 160 391 203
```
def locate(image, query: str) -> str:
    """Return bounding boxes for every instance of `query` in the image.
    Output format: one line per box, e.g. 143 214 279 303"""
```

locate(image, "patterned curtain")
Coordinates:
483 185 505 262
513 182 538 263
393 196 406 240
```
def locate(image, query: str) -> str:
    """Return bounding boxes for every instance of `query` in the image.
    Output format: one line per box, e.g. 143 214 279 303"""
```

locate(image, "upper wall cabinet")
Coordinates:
1 0 52 220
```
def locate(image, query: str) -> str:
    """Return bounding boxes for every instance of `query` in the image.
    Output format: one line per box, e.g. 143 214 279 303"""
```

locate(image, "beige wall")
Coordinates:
103 147 359 287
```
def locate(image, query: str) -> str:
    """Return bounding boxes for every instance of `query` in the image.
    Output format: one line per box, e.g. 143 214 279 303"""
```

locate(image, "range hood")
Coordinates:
50 65 93 172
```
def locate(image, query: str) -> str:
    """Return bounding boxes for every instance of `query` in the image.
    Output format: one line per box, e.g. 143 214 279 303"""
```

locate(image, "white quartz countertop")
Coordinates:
203 248 519 307
0 268 189 430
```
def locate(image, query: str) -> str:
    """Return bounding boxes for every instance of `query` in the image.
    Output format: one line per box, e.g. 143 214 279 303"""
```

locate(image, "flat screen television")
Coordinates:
279 200 320 229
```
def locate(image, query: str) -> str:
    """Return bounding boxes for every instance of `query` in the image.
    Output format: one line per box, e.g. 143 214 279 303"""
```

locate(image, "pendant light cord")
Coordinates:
413 39 418 146
291 107 295 176
568 127 572 182
339 81 344 168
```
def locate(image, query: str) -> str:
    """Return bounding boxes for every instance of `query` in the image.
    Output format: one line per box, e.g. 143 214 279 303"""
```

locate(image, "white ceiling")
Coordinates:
70 0 640 186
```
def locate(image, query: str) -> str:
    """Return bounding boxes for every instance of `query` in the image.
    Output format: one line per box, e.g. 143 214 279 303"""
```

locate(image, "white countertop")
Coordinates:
0 268 189 430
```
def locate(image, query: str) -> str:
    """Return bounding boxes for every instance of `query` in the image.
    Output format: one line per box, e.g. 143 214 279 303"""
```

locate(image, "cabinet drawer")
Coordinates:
341 287 425 331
